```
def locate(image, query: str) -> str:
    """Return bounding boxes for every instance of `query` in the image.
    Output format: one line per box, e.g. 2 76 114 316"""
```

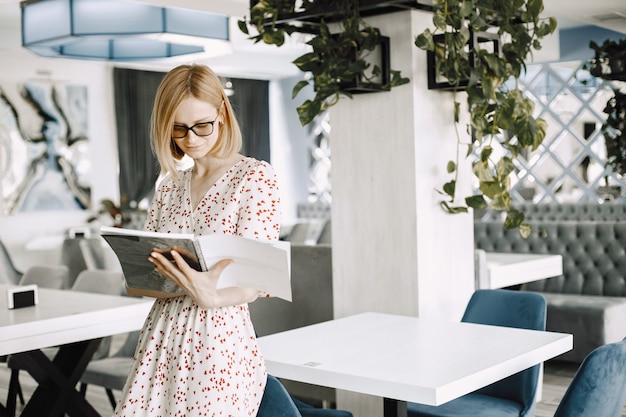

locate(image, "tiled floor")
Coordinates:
0 359 625 416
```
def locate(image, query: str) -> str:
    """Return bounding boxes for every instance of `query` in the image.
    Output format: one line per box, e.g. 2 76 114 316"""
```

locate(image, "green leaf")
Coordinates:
518 223 532 239
433 13 446 31
237 20 249 35
442 180 456 198
479 181 504 199
415 30 434 51
503 210 525 230
480 146 492 163
496 157 515 179
526 0 544 21
473 160 494 182
465 194 487 209
292 80 310 99
446 161 456 173
296 99 320 126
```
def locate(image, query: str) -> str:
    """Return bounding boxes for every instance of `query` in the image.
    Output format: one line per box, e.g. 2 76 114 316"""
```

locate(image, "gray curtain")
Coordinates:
113 68 162 209
229 78 270 163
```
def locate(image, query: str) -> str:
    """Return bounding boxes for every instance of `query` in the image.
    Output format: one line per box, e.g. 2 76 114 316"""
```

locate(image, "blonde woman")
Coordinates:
114 64 280 416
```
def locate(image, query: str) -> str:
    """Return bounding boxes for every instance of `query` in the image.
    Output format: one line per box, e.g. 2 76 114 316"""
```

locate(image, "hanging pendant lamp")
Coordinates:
20 0 231 61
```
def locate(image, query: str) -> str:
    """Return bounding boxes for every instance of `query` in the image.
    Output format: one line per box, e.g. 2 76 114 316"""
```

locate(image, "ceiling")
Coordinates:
1 0 625 80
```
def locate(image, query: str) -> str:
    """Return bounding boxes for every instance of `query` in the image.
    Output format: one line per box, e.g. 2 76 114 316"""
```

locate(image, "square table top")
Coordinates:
485 252 563 289
0 284 153 356
257 312 572 406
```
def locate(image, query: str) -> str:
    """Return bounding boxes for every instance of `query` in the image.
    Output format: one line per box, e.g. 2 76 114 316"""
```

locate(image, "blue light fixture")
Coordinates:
21 0 231 61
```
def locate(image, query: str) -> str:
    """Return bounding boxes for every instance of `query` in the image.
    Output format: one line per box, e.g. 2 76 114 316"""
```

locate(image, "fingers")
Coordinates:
210 258 234 275
151 251 232 276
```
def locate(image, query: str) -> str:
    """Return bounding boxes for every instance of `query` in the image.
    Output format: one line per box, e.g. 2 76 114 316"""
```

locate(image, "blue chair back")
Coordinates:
461 289 547 415
553 337 626 417
258 375 302 417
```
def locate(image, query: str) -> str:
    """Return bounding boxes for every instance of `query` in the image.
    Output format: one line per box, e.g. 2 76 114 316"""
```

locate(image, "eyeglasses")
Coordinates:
171 119 217 139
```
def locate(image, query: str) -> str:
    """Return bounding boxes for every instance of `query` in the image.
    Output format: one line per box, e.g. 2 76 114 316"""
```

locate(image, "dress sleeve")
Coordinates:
236 160 281 242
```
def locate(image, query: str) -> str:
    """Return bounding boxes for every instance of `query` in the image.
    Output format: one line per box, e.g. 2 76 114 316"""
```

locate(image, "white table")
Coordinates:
257 312 572 417
0 284 153 417
481 252 563 289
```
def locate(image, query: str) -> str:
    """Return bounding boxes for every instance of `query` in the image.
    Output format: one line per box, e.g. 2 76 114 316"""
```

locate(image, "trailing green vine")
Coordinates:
415 0 557 235
238 0 409 126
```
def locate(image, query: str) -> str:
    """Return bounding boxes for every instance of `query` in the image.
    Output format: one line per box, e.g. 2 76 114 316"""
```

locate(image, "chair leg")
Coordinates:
105 389 117 410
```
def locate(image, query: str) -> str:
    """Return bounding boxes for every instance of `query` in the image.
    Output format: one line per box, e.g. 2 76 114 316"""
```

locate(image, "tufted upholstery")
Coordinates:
296 202 331 220
474 221 626 362
477 203 626 222
474 221 626 296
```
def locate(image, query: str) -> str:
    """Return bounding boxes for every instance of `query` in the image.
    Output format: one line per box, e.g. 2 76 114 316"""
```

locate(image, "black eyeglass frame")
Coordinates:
171 119 217 139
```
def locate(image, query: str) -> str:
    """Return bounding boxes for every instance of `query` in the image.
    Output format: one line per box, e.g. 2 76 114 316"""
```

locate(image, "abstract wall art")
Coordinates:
0 80 90 215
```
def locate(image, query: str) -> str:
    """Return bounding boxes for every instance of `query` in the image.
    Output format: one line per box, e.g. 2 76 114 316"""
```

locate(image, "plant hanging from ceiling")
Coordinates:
584 39 626 179
238 0 410 126
414 0 557 236
600 88 626 177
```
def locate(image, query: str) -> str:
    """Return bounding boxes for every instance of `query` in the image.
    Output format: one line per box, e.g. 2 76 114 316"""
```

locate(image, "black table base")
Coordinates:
5 338 103 417
384 397 408 417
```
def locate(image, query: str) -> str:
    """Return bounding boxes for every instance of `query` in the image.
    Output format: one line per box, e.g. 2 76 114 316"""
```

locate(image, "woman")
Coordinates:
113 64 281 416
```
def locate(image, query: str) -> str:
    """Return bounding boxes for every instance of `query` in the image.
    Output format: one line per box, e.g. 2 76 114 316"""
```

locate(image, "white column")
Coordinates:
330 10 476 417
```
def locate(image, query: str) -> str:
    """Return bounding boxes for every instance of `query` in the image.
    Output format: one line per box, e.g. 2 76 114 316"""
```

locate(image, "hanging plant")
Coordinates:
414 0 557 236
601 89 626 177
238 0 410 126
586 39 626 81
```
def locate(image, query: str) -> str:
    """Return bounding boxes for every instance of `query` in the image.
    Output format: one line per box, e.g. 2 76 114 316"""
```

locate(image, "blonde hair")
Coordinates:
151 64 242 179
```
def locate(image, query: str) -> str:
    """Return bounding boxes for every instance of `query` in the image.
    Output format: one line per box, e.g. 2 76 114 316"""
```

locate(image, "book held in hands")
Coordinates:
100 226 291 301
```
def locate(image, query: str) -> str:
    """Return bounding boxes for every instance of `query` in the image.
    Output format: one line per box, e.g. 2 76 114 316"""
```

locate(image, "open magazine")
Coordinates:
100 226 291 301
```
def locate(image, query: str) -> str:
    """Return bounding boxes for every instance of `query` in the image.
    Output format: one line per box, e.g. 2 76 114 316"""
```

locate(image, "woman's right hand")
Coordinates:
149 250 260 308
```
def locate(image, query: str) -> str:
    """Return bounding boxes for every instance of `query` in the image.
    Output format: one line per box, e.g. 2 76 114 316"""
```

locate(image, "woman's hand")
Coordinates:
149 250 260 308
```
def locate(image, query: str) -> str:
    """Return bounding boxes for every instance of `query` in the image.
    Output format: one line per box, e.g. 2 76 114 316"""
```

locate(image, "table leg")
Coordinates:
383 398 407 417
11 339 103 417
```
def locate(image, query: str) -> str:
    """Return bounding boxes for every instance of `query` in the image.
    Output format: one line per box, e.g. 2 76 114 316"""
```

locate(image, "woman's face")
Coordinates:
171 97 220 160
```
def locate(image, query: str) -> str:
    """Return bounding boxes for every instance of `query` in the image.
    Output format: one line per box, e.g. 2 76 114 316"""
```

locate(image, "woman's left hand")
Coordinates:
149 250 259 308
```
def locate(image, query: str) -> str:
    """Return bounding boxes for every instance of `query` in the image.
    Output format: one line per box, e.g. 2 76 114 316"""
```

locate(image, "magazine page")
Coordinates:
196 236 292 302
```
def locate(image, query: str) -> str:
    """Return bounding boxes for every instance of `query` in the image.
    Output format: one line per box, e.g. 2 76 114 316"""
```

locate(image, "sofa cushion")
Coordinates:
538 293 626 362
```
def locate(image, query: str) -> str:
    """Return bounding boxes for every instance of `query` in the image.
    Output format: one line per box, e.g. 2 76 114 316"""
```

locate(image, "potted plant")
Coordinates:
601 88 626 177
240 0 556 234
414 0 557 236
238 0 410 126
587 39 626 81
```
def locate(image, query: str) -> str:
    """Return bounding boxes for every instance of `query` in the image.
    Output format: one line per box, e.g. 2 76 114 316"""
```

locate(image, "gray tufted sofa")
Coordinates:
474 220 626 362
476 202 626 222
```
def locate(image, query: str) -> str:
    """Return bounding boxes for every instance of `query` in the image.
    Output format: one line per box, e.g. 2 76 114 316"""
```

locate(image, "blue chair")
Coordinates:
258 375 354 417
258 375 303 417
553 337 626 417
407 289 547 417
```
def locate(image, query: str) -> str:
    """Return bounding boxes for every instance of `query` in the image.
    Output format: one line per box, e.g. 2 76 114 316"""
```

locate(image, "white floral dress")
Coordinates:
113 157 281 417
